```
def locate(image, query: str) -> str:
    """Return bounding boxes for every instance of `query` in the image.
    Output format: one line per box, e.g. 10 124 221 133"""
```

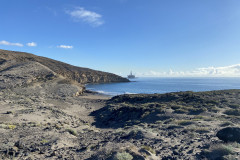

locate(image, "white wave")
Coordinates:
94 90 120 96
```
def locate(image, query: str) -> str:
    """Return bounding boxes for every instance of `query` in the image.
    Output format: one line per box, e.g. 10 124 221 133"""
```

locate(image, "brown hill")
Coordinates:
0 49 129 84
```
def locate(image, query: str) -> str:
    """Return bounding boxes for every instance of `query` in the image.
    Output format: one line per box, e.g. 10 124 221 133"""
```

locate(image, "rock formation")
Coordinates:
0 49 129 84
217 127 240 143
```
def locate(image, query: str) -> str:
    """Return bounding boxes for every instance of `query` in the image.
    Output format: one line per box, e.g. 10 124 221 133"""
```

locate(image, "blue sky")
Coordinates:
1 0 240 77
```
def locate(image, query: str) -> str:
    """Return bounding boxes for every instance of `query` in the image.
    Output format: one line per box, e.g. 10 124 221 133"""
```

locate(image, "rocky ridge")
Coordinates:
0 49 129 84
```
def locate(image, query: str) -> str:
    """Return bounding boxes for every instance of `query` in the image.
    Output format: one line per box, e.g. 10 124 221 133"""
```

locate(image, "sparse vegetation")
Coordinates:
176 120 194 126
141 145 156 154
195 127 210 134
7 124 16 129
188 107 207 114
174 108 188 114
113 152 133 160
66 128 77 136
40 139 48 144
55 124 62 129
1 64 240 160
205 143 236 159
224 109 240 116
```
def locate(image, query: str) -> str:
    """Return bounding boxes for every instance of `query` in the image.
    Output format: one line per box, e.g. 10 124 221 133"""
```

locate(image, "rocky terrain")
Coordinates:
0 49 129 84
1 49 240 160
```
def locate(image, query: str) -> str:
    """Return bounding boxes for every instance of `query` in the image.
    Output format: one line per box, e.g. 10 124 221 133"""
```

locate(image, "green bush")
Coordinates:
206 144 235 159
113 152 133 160
7 124 16 129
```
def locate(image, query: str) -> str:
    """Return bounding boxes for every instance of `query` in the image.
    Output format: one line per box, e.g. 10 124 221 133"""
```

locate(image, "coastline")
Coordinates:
1 49 240 159
1 86 240 159
85 77 240 97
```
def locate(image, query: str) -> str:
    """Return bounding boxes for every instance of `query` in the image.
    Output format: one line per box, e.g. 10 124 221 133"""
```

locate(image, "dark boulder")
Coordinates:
216 127 240 143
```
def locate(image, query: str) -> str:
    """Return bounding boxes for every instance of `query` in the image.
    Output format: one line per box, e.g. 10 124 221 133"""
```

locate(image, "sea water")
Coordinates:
86 77 240 96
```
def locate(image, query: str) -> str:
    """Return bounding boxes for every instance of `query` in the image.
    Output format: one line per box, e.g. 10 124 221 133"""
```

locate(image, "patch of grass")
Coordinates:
230 142 240 148
133 120 141 123
113 152 133 160
208 106 220 113
155 120 162 124
205 144 236 160
188 133 196 138
183 127 209 134
222 155 239 160
192 118 202 121
195 127 210 134
171 104 207 114
176 120 194 126
141 111 150 118
7 124 16 129
202 116 213 121
174 108 188 114
40 139 48 144
188 107 207 114
66 128 77 136
206 100 219 105
155 108 166 114
141 145 156 154
163 118 175 124
192 115 213 122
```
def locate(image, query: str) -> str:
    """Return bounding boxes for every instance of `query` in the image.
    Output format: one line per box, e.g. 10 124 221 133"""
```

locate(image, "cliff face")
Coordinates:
0 49 129 84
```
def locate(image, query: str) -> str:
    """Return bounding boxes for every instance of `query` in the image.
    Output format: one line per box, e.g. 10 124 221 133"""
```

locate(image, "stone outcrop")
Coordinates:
216 127 240 143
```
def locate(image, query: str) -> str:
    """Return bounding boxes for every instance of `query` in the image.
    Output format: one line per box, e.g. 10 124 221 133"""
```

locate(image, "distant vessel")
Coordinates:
127 71 135 79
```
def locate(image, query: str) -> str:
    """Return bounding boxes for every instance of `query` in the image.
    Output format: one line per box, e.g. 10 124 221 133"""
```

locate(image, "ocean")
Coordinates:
86 77 240 96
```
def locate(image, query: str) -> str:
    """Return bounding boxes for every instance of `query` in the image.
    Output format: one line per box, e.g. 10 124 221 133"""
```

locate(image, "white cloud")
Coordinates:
27 42 37 47
0 40 23 47
138 64 240 77
57 45 73 49
66 7 104 27
194 64 240 77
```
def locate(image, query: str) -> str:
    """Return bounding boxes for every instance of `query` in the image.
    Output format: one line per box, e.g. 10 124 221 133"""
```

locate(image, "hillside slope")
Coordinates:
0 49 129 84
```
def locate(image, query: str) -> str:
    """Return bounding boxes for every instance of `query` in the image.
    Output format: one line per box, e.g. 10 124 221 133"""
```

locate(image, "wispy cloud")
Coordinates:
26 42 37 47
46 7 57 16
66 7 104 27
57 45 73 49
139 64 240 77
0 40 23 47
